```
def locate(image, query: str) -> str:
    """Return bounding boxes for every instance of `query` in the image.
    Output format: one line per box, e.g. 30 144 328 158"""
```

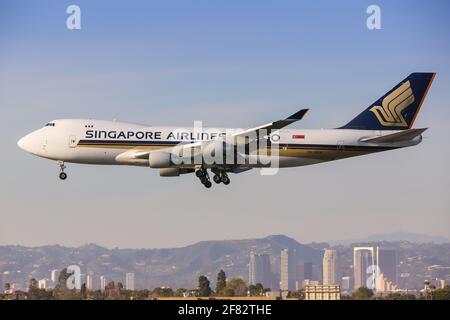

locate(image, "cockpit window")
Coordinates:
45 123 55 127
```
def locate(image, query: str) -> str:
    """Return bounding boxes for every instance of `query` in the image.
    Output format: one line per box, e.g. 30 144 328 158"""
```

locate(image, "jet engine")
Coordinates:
149 151 172 168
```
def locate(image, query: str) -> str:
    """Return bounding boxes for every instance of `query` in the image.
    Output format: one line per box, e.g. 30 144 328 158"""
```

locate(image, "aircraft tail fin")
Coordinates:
340 73 435 130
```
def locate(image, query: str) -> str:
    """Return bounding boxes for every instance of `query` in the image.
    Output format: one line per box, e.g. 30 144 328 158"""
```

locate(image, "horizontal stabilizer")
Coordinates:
361 128 427 143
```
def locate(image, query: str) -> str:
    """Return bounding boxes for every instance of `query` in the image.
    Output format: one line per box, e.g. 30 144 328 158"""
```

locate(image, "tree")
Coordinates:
216 270 226 295
175 288 187 297
222 288 235 297
351 287 374 300
224 278 248 297
198 275 212 297
152 287 174 297
433 286 450 300
384 292 416 300
80 283 87 299
27 278 40 300
249 283 264 296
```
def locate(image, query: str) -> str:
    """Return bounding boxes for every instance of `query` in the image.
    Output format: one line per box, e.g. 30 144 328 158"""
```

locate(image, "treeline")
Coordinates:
2 267 450 300
1 268 271 300
340 286 450 300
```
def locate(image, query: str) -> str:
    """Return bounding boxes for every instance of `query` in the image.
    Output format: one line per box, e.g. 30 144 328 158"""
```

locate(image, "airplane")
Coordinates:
18 72 435 188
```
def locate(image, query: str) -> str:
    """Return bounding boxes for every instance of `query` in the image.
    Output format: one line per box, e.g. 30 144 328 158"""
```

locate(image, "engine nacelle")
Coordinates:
159 168 180 176
159 168 195 177
149 151 172 168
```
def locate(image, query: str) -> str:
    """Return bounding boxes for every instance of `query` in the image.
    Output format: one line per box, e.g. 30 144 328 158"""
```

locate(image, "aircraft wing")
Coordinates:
232 108 309 138
115 108 310 166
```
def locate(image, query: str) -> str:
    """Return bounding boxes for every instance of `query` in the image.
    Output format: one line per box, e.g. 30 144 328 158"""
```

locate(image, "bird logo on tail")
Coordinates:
369 80 415 127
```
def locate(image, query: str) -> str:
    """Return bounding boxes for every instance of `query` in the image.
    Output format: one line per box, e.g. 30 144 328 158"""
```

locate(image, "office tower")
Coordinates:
280 249 296 291
50 269 60 284
323 249 338 285
341 276 351 290
86 273 94 290
303 262 313 280
378 248 397 284
353 246 379 290
38 279 47 289
249 252 272 288
125 273 135 291
2 271 9 292
100 276 107 291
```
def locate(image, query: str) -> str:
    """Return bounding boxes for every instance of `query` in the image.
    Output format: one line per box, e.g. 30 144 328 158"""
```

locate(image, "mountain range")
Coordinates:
0 235 321 289
1 232 448 290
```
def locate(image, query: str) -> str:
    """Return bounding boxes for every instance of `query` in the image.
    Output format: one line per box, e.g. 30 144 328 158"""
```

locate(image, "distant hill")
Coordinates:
0 235 321 290
329 232 449 245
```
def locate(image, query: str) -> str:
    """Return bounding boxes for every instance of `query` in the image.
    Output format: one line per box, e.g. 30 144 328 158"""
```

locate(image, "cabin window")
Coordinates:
45 123 55 127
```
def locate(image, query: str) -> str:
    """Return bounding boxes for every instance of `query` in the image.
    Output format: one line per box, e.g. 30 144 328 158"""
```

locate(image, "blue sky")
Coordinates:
1 0 449 248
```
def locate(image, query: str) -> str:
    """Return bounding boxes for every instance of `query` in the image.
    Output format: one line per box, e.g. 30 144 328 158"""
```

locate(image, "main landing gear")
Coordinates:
196 168 211 188
196 169 230 188
58 161 67 180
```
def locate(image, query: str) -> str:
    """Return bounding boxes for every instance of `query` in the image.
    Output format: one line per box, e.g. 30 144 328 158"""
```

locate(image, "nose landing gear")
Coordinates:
58 161 67 180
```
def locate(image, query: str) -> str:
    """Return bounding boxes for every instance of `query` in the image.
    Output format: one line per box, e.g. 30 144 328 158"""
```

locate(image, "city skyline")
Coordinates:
1 234 448 295
1 1 450 249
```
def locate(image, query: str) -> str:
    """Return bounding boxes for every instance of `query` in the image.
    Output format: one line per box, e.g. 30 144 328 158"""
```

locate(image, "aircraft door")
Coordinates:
69 135 77 148
337 140 344 151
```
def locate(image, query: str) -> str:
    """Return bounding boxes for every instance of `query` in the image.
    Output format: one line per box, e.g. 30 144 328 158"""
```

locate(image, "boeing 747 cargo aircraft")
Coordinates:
18 73 435 188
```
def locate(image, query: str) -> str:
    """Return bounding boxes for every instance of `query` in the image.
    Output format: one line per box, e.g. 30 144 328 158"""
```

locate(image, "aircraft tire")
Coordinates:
213 175 221 184
222 176 230 185
204 181 212 188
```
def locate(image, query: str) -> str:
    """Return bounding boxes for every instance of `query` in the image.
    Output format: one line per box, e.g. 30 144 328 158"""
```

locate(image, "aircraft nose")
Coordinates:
17 136 27 151
18 134 33 153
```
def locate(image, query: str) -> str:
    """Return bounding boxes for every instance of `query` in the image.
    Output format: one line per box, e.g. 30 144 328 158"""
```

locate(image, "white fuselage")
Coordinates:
18 119 421 169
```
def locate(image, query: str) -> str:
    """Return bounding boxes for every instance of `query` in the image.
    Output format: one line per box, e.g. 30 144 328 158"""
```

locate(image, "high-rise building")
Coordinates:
100 275 107 291
341 276 351 290
378 248 397 285
323 249 338 285
86 273 94 291
50 269 59 284
2 271 9 292
125 273 135 291
249 252 272 288
280 249 296 291
38 279 47 289
303 262 313 280
376 272 398 293
353 246 379 290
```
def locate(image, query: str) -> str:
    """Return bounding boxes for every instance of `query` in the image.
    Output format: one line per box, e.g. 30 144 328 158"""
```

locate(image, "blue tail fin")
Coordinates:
341 73 435 130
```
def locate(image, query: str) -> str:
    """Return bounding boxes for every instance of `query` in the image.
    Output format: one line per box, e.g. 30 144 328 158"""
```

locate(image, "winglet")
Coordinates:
287 108 309 121
272 108 309 129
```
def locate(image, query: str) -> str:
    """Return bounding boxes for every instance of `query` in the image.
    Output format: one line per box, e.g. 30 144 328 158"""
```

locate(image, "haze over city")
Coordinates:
1 0 450 249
